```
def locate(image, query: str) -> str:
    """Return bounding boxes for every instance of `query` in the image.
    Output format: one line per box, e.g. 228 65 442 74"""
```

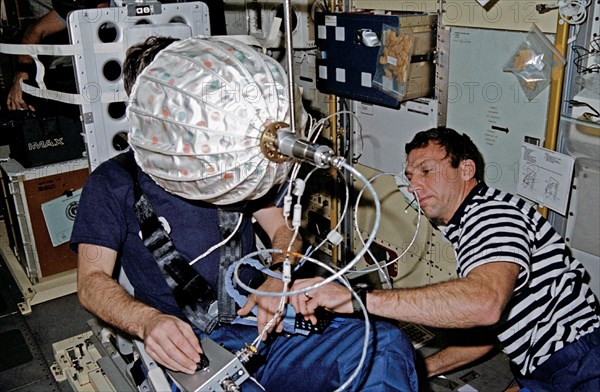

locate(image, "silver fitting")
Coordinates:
274 130 336 168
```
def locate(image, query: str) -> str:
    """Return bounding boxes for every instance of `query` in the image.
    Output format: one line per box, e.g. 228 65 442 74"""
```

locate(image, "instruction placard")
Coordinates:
41 189 82 247
517 144 575 215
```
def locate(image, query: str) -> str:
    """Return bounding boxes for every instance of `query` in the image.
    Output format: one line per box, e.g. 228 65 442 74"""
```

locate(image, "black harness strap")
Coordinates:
217 210 242 323
112 152 218 334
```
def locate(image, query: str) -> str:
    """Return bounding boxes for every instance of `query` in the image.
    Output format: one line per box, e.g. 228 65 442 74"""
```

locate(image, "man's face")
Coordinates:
405 142 476 226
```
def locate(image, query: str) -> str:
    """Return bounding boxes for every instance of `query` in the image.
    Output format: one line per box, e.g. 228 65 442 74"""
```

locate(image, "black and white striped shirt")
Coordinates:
441 182 599 375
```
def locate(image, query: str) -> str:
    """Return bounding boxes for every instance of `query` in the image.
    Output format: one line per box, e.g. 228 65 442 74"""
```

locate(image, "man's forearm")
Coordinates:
271 225 302 265
18 10 66 66
367 279 497 328
425 345 495 377
366 262 519 328
78 270 161 339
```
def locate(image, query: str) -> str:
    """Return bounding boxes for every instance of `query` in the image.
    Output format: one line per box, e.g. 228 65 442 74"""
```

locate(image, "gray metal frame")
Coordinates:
67 2 211 171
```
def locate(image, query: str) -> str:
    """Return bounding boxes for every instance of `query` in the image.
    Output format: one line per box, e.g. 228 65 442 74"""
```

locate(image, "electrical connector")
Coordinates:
282 257 293 284
327 230 343 245
292 179 306 196
292 204 302 229
283 195 293 218
235 344 258 365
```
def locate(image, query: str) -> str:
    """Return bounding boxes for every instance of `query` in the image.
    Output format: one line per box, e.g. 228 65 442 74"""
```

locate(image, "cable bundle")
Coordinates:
558 0 592 25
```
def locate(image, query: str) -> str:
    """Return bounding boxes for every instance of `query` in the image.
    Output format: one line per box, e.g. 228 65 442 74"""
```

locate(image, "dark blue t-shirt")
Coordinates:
70 154 258 319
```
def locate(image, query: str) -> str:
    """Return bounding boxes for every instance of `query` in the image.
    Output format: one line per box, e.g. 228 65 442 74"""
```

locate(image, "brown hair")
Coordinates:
405 127 485 182
122 36 179 96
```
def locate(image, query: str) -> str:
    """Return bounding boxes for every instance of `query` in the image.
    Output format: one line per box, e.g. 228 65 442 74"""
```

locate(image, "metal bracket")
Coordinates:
260 121 291 163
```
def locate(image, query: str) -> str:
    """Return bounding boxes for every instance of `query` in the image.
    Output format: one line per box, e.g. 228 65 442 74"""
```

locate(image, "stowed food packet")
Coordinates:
373 24 414 101
503 24 566 101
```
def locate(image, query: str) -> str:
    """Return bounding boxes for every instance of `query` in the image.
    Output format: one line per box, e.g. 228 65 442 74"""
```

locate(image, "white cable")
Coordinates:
292 204 302 229
311 110 363 143
281 108 359 240
307 259 370 392
234 161 381 299
248 376 266 391
291 164 350 258
351 172 393 287
189 213 244 266
231 161 376 389
292 179 306 196
245 253 370 391
305 113 319 141
284 162 304 231
349 173 422 279
558 0 591 25
252 288 288 349
305 174 350 259
252 227 300 348
228 144 377 389
283 195 293 218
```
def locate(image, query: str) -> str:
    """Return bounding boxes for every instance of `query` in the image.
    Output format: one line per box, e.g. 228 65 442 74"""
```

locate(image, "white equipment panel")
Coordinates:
68 2 210 171
446 27 552 194
352 164 457 288
352 0 559 33
566 158 600 298
353 98 441 173
224 0 317 48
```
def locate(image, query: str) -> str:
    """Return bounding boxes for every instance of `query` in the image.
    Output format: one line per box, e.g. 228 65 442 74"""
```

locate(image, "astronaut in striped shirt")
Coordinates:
291 126 599 391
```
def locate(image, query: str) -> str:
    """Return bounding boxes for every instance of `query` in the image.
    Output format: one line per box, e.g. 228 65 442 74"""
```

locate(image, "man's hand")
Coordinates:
290 277 354 325
7 72 35 111
238 276 285 339
142 313 203 374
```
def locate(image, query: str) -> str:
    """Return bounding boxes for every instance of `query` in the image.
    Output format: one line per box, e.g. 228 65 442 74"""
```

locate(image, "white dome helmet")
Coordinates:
127 36 306 205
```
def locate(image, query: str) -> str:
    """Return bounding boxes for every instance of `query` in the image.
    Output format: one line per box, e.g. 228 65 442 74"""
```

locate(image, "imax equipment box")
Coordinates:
0 158 88 281
7 109 86 168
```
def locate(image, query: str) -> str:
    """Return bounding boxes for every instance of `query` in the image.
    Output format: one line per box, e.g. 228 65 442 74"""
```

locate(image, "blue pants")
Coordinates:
518 327 600 392
207 317 418 391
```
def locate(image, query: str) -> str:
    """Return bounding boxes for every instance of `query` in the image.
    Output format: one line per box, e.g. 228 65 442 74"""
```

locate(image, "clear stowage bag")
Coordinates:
373 24 414 101
503 24 566 101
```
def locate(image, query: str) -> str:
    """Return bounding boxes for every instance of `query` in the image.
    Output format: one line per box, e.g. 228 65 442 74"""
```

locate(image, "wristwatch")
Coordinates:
351 283 371 315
